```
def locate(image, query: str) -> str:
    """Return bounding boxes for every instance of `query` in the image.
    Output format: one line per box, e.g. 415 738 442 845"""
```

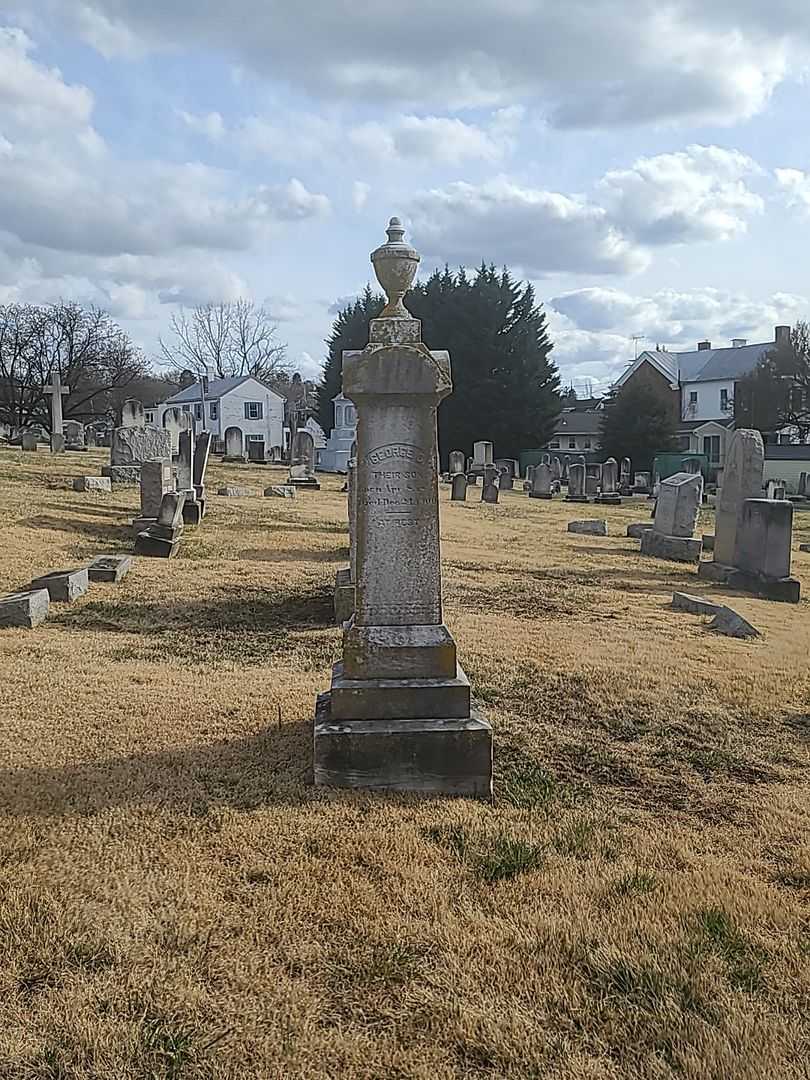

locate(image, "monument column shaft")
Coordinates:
353 396 442 627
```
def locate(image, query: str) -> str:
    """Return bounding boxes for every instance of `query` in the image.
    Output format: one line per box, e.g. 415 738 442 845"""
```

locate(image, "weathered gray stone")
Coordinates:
73 476 111 492
634 471 651 493
134 531 180 558
88 555 132 583
627 522 653 539
585 464 601 496
734 498 793 580
568 519 607 536
177 430 195 491
315 218 491 796
640 530 701 563
64 420 85 449
671 592 724 616
714 429 764 567
566 464 589 502
30 568 89 602
217 485 260 497
21 431 38 451
139 458 173 518
595 458 622 503
450 474 467 501
120 399 145 428
111 427 172 467
223 426 245 461
334 567 355 625
697 559 800 602
449 450 465 475
157 491 186 529
472 441 493 469
264 485 296 498
653 472 703 538
709 606 760 639
44 370 69 453
531 463 553 499
193 431 213 489
498 468 513 491
0 589 49 628
481 480 499 503
49 433 66 454
102 465 142 486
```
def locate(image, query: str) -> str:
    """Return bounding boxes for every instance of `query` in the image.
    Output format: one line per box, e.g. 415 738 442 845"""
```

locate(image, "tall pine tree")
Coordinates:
317 266 560 463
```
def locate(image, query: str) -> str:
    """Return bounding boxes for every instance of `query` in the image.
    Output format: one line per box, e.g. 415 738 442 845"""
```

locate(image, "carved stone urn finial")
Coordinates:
370 216 420 318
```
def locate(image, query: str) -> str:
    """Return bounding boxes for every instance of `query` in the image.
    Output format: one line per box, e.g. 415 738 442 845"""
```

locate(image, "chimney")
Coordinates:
775 325 791 346
732 338 747 348
697 340 711 351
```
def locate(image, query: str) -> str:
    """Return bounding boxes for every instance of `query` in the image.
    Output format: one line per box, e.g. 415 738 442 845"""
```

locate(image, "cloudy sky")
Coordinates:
1 2 809 391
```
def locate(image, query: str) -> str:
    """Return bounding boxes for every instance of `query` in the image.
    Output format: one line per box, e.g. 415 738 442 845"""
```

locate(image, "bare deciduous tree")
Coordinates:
0 302 148 434
158 300 288 383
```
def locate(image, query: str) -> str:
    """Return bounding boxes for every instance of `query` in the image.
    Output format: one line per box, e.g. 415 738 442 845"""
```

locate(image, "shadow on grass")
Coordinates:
52 581 339 668
0 724 313 818
241 546 346 564
23 514 132 546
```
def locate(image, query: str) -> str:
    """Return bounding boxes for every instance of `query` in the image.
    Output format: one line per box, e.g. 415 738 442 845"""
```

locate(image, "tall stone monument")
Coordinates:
44 369 69 454
595 458 621 504
314 218 492 796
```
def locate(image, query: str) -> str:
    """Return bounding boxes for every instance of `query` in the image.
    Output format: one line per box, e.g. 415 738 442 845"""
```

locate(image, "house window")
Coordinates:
345 405 355 424
703 435 721 464
194 404 202 421
182 404 191 413
549 439 560 449
689 391 698 407
568 437 576 449
246 434 264 443
720 389 729 412
583 439 591 450
209 402 218 421
244 401 263 420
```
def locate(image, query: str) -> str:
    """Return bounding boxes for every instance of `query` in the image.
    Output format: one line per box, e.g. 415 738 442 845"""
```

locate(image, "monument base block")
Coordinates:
313 692 493 797
565 495 589 503
627 522 653 539
289 477 321 490
329 661 470 721
529 492 553 500
595 493 622 504
182 499 202 525
640 530 701 564
134 531 181 558
697 561 801 603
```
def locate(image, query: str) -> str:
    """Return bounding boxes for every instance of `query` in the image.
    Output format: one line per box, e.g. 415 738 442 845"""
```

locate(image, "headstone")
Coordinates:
73 476 111 493
713 429 764 568
551 457 562 482
135 491 186 558
121 399 145 428
619 457 632 494
44 369 70 454
314 217 492 797
652 473 702 538
217 486 260 497
334 456 357 624
734 499 793 581
565 463 588 502
110 427 172 469
672 592 724 617
178 431 202 524
193 431 213 517
0 589 50 629
595 458 621 504
264 485 296 498
481 478 499 503
223 425 245 462
87 555 132 583
288 430 320 488
530 463 553 499
64 420 85 451
449 450 465 475
585 464 601 497
633 472 651 494
466 472 478 486
451 474 467 501
568 519 607 536
709 607 760 639
483 464 499 489
472 441 494 471
21 431 38 451
139 458 173 519
640 471 703 563
163 407 184 455
498 467 513 491
627 522 653 539
29 568 89 603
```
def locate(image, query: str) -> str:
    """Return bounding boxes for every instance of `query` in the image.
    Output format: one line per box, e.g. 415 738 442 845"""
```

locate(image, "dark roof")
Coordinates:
677 341 772 382
764 444 810 460
553 409 602 435
677 418 734 432
165 376 252 404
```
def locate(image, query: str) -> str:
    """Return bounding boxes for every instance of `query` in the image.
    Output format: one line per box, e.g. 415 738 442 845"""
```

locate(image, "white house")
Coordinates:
613 327 791 474
156 376 285 454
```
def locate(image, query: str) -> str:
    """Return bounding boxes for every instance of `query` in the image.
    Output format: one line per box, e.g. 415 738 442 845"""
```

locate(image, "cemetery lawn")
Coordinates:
1 447 809 1080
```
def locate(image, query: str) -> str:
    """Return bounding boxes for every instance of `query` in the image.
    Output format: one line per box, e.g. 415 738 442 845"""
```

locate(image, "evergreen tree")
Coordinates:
317 267 560 463
598 381 677 470
317 286 383 433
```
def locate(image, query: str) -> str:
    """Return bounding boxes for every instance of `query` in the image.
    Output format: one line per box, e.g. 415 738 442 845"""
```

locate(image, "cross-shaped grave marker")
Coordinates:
44 369 70 454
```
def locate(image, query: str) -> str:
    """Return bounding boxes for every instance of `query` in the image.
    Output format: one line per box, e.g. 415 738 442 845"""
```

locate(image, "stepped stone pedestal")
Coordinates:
314 218 492 797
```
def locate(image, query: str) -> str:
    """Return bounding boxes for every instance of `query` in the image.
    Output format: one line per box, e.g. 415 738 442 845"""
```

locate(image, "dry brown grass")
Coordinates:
0 446 808 1079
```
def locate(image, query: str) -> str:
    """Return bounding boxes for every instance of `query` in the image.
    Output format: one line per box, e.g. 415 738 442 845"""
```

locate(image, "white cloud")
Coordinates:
352 181 371 211
0 26 94 130
599 145 764 245
776 168 810 216
349 109 520 164
176 108 226 141
408 178 649 277
263 293 304 322
48 1 810 127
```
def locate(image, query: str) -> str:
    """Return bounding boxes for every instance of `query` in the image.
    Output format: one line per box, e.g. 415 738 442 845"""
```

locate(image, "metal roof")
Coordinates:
165 376 257 404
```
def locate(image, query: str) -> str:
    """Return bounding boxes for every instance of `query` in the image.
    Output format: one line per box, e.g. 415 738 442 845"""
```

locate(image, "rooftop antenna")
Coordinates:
632 335 645 360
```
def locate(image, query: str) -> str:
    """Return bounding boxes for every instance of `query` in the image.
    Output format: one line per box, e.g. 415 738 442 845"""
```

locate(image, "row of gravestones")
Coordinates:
628 429 801 603
133 429 212 558
446 454 639 506
0 556 132 629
